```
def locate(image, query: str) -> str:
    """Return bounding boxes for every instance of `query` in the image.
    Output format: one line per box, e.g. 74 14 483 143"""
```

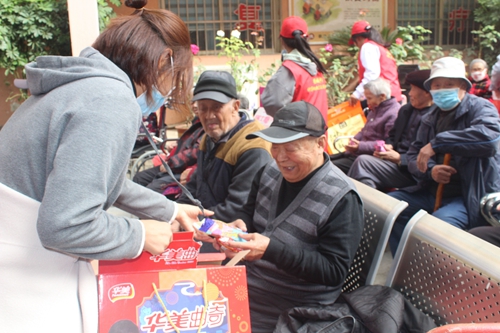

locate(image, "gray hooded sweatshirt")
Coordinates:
0 47 176 260
261 49 319 116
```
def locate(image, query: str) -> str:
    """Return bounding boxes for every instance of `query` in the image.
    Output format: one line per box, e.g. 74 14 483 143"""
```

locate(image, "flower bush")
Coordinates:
318 44 356 106
215 29 261 93
381 25 432 65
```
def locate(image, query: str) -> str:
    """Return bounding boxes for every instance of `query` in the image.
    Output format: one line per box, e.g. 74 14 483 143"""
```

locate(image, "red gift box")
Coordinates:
98 232 250 333
99 232 201 274
98 266 251 333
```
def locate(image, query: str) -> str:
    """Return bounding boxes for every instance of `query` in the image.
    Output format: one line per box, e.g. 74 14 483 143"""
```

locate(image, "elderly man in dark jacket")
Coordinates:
348 70 436 190
176 71 272 223
388 57 500 255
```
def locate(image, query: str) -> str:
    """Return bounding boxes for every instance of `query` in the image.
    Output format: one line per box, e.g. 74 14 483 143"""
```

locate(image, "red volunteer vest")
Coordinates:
358 40 402 102
282 60 329 121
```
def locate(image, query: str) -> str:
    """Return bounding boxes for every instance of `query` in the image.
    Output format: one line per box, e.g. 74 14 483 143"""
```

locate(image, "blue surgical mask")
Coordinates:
137 87 168 116
430 88 461 111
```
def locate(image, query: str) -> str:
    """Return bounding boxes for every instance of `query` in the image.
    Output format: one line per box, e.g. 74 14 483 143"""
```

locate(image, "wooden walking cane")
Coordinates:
434 153 452 212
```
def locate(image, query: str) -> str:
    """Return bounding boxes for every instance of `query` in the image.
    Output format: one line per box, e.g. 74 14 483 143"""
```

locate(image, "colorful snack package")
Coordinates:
194 218 247 252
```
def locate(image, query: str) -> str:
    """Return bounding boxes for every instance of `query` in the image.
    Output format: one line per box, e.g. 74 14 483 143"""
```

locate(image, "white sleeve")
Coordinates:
353 43 381 99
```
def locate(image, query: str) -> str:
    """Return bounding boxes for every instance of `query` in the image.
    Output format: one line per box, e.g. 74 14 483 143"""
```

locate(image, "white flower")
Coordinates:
231 30 241 39
217 30 225 37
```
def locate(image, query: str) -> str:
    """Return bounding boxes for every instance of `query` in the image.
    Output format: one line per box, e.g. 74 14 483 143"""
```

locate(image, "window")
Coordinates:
396 0 477 47
163 0 281 54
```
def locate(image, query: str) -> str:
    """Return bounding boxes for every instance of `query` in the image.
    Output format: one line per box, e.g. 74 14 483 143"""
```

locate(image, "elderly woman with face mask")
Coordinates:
468 58 491 99
331 77 400 174
205 101 364 332
387 57 500 255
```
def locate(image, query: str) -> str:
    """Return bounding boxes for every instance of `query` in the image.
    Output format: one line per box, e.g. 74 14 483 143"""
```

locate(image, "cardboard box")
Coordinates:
326 101 366 154
98 232 249 332
98 266 251 333
99 232 201 274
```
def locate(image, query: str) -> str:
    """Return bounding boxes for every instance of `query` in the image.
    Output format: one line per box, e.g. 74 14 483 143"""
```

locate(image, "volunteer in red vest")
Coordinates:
261 16 329 121
349 20 402 107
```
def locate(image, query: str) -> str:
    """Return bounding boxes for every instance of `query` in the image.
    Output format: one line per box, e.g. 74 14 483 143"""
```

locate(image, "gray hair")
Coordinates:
469 58 488 70
364 78 391 100
491 55 500 91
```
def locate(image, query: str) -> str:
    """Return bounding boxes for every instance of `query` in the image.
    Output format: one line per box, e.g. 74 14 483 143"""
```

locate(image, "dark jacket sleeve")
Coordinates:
407 112 437 182
232 165 265 228
357 110 398 155
430 98 500 158
386 103 411 147
262 191 364 287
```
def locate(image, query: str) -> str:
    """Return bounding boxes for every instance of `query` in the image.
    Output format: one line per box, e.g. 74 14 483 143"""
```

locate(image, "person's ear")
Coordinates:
233 99 241 112
317 135 327 149
158 48 173 70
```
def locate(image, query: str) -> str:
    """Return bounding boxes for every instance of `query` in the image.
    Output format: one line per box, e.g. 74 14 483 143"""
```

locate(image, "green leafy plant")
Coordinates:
318 44 356 106
425 46 463 68
381 25 432 65
471 25 500 65
0 0 120 101
471 0 500 65
215 30 261 93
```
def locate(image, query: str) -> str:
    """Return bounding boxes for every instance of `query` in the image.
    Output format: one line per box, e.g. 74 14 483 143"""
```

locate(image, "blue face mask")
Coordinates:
136 87 168 117
430 88 461 111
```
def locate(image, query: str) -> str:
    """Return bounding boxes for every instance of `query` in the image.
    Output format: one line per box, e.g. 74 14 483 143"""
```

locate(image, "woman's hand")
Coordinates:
141 219 173 255
175 204 213 232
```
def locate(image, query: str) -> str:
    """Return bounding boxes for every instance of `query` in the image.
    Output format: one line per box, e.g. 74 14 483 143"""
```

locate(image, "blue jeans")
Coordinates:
388 189 469 255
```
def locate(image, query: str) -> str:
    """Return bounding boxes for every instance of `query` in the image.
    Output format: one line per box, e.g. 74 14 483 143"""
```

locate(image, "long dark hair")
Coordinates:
281 32 328 75
92 0 193 106
352 28 390 48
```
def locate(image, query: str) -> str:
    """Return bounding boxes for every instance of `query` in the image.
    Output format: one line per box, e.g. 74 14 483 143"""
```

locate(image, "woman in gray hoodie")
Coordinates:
0 1 208 332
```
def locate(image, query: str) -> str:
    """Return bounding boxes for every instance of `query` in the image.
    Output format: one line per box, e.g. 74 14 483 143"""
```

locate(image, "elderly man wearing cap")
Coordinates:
349 20 402 107
219 101 364 332
387 57 500 255
176 70 272 224
348 70 436 190
261 16 329 120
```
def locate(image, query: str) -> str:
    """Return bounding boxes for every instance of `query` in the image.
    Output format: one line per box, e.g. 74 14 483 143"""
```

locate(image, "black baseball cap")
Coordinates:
192 70 238 103
247 101 327 143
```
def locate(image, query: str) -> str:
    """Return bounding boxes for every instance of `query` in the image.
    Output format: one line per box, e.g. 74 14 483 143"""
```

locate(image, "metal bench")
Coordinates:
342 179 408 292
386 210 500 326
